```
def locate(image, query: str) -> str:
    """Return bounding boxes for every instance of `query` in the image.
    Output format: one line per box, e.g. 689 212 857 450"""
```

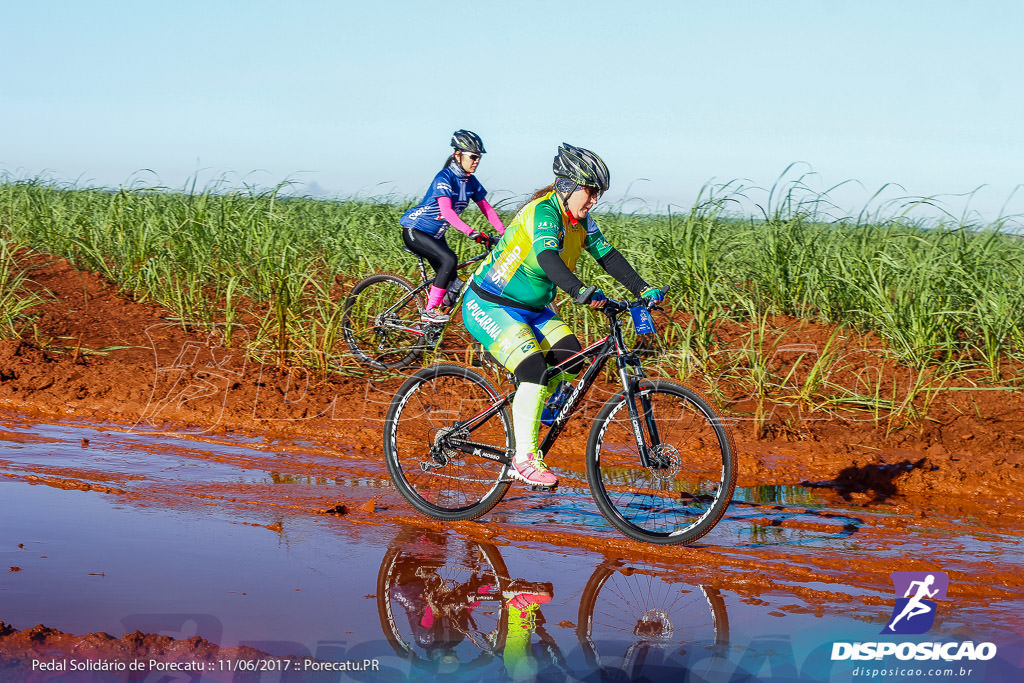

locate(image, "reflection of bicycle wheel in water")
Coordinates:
577 560 730 676
376 530 511 674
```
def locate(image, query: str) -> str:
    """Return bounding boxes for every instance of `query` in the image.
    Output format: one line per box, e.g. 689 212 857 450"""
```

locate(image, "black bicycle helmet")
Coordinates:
450 129 486 154
552 143 610 191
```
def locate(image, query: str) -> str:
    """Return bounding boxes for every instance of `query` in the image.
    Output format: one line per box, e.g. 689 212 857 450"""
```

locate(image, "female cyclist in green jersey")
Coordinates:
462 143 664 487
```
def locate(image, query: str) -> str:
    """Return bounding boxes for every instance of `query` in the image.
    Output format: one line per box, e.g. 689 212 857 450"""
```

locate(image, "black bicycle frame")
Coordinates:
378 251 489 338
450 300 662 468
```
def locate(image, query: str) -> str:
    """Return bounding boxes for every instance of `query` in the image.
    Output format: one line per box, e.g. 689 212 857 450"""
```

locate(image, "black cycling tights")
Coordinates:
512 335 584 386
402 228 458 290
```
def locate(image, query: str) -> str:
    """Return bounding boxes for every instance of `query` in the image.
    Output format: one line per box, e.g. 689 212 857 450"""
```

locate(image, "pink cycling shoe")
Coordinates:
510 452 558 487
503 579 554 612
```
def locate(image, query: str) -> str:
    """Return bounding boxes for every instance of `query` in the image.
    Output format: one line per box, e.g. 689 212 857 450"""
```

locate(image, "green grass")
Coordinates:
0 238 44 339
0 172 1021 425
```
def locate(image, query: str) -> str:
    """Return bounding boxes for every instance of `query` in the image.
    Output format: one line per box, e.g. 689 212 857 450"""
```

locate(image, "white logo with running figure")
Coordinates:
883 571 948 635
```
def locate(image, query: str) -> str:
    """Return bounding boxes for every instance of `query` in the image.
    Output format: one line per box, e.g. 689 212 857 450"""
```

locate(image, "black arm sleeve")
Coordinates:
596 248 650 297
537 249 587 298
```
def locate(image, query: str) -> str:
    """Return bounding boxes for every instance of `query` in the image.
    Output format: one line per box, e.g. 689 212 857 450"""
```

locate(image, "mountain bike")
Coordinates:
382 289 738 545
340 248 490 370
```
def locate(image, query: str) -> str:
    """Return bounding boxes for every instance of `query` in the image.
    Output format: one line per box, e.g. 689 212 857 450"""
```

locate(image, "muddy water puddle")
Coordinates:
0 421 362 488
489 488 863 548
2 482 386 649
2 416 1023 680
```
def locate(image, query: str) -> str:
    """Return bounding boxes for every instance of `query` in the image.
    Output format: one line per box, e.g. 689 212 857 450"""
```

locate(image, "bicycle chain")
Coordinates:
414 467 515 484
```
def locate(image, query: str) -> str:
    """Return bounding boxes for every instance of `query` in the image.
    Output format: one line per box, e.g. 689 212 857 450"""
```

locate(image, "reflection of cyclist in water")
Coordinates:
888 574 938 631
388 536 496 665
380 534 731 679
503 579 554 681
383 532 557 678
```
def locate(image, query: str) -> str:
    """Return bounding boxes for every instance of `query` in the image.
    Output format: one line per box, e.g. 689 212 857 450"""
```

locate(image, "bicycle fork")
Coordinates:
616 359 664 470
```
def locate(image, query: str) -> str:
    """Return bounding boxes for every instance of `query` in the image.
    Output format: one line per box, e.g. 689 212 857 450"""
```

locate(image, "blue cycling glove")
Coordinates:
641 287 665 303
589 288 607 304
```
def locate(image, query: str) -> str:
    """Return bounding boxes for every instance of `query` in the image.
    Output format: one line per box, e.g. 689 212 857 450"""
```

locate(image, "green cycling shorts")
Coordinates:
462 289 572 373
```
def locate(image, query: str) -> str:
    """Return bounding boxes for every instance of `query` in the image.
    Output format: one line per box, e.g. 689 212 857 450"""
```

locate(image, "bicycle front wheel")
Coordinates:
587 380 736 545
341 273 426 369
384 363 513 520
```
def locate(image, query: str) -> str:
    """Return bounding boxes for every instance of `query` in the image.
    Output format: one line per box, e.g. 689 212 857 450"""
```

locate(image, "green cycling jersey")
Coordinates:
472 189 613 310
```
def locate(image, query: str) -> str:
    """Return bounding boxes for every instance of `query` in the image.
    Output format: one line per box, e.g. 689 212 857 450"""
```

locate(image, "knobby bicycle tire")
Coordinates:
586 379 737 545
341 273 426 369
384 363 513 520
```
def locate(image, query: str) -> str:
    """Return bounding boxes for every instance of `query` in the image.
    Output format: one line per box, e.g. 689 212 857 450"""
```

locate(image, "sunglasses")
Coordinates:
461 152 481 162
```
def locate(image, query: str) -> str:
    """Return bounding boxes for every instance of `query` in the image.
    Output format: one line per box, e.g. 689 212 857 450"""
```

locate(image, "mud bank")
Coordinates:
3 253 1023 512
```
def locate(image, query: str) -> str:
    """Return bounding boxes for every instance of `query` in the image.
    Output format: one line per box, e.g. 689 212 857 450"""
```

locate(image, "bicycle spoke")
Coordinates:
583 563 728 646
342 274 426 369
578 562 729 675
588 381 736 544
385 364 513 520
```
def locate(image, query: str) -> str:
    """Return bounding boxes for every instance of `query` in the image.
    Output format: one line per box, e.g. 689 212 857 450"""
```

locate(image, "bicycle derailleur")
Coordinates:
422 425 468 471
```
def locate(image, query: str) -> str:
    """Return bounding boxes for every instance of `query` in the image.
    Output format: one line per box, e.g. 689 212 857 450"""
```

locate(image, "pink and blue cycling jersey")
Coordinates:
400 167 487 238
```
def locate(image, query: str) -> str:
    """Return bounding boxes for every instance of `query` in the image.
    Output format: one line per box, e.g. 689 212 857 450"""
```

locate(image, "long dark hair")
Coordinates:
439 153 457 172
515 182 556 214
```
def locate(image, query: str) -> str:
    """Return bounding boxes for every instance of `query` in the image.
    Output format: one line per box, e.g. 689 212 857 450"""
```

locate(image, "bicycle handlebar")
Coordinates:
575 285 670 313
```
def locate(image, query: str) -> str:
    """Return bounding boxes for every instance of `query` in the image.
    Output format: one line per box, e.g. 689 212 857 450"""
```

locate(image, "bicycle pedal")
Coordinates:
529 483 558 493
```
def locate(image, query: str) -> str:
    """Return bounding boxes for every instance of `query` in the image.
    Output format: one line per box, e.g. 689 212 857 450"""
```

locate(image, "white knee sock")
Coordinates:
511 382 548 461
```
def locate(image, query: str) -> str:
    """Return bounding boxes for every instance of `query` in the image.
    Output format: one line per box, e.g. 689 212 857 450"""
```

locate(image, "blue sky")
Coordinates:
2 1 1020 224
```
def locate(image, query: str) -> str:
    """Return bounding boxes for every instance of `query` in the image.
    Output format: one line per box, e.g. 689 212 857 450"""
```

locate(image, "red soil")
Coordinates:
3 251 1021 512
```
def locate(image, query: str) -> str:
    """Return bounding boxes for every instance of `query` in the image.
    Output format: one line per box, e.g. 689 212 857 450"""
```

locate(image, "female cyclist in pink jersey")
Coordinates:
400 130 506 324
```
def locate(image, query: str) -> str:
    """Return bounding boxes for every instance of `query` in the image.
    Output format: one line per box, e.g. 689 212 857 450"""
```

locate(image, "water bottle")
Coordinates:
540 381 572 426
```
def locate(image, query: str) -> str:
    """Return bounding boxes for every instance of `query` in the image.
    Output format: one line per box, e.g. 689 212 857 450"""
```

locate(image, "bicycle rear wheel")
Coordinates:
384 363 513 520
587 380 736 545
341 273 426 369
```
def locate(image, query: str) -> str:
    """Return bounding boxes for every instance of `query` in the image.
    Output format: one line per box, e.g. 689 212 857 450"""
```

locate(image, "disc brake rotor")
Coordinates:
634 608 674 641
647 443 681 480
